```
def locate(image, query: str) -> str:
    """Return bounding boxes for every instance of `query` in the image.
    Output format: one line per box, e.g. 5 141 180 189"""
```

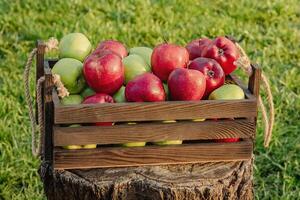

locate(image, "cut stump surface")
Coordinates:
40 159 253 200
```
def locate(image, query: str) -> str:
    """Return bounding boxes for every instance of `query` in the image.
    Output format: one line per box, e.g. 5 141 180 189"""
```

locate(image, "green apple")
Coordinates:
59 32 92 62
62 124 82 150
129 47 153 68
113 86 126 102
52 58 85 94
154 120 183 146
60 95 83 105
122 122 146 147
81 87 96 99
208 84 245 100
123 54 149 84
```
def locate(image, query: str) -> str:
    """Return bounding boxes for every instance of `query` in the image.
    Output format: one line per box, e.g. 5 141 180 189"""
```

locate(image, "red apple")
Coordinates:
185 38 212 60
125 73 166 102
151 43 189 81
83 52 124 95
214 138 240 143
83 93 115 126
94 40 128 58
201 36 239 75
188 57 225 97
168 68 206 101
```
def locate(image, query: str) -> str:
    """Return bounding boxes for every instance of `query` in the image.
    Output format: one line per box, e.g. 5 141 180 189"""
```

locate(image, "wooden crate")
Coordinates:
37 41 261 170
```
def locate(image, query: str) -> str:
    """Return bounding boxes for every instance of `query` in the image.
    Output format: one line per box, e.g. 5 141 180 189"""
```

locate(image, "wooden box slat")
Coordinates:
54 99 257 124
53 119 255 146
53 140 253 169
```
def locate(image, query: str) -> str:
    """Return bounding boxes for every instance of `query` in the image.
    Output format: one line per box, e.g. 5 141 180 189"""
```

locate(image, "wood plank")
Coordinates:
53 140 253 169
43 62 54 163
36 41 46 124
53 119 255 146
52 88 60 107
248 64 261 98
54 99 257 124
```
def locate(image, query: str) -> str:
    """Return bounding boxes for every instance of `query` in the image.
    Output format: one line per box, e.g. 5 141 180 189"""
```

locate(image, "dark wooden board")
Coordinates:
43 62 54 163
53 119 255 146
54 99 257 124
53 140 253 169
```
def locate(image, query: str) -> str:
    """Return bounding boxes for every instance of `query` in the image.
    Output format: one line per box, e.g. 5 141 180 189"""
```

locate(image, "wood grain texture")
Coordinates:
41 160 253 199
53 119 255 146
53 140 253 169
52 88 60 106
248 64 261 97
43 62 54 163
36 41 46 124
54 99 257 124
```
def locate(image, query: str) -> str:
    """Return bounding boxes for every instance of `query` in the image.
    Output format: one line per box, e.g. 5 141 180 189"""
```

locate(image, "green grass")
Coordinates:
0 0 299 199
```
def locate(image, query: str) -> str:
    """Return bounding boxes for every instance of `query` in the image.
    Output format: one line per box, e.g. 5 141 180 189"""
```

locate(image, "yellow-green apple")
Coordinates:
113 86 126 103
154 120 182 146
60 98 83 150
81 87 95 99
82 93 115 127
185 38 212 60
209 84 244 143
168 68 206 100
125 73 166 102
83 52 124 95
52 58 85 94
188 57 225 98
82 144 97 149
122 122 146 147
129 47 153 68
208 84 244 100
94 40 128 58
123 54 149 84
151 43 189 81
59 33 92 62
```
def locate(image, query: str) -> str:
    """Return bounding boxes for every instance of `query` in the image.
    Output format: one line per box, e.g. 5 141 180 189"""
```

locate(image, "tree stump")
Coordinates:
39 159 253 200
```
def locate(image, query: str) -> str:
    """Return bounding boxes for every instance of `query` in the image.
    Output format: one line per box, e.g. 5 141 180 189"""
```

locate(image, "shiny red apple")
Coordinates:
214 138 240 143
185 38 211 60
83 52 124 95
151 43 189 81
188 57 225 97
83 93 115 126
125 73 166 102
201 36 239 75
94 40 128 58
168 68 206 101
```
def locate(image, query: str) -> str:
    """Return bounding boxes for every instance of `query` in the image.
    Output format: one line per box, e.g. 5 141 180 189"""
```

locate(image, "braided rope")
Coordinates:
24 48 39 156
24 37 69 157
234 42 275 147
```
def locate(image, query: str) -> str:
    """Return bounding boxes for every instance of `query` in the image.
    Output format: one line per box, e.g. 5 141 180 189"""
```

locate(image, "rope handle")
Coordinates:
24 38 68 157
230 37 275 147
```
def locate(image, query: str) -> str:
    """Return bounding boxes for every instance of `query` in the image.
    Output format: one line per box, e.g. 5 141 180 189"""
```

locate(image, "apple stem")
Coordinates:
218 48 224 56
208 70 215 77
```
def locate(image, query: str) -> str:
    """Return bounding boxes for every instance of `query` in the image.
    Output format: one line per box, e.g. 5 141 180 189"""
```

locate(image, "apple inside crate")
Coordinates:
38 36 260 170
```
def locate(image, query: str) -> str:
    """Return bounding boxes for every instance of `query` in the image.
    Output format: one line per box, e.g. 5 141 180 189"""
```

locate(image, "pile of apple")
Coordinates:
52 33 245 149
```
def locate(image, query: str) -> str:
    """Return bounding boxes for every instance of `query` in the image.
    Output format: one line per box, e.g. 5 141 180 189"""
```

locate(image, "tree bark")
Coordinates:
39 160 253 200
